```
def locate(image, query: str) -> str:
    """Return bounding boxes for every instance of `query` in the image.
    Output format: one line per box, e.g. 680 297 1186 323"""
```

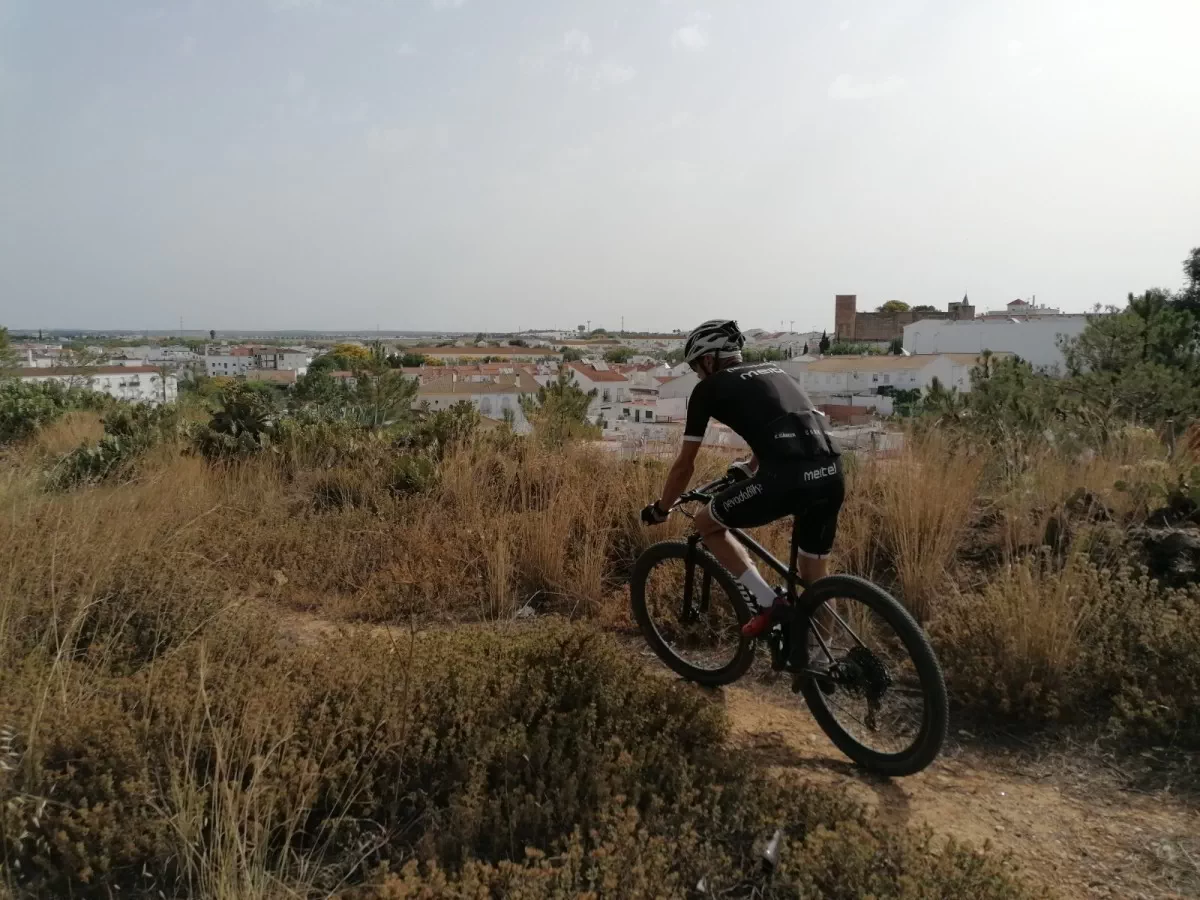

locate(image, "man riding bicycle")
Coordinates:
641 319 844 638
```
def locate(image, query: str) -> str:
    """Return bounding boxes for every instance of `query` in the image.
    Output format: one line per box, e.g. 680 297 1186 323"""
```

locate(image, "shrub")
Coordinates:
934 554 1200 747
0 379 110 446
190 382 277 460
45 403 179 489
0 625 1031 900
519 372 599 446
357 804 1026 899
405 400 481 460
387 454 439 495
276 413 392 471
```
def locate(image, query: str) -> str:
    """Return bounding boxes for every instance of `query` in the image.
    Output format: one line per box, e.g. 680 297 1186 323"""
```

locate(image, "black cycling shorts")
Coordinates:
708 456 844 559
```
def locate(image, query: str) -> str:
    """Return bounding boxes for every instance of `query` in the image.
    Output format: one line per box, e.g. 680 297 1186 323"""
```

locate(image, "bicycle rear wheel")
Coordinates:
630 540 755 687
794 575 947 776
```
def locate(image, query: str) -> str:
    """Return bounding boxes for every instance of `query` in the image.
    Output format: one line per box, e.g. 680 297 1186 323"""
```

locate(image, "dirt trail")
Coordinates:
717 677 1200 900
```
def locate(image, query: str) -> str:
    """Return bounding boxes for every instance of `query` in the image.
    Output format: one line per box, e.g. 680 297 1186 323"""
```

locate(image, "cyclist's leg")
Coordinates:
703 469 795 611
694 505 755 577
792 461 846 647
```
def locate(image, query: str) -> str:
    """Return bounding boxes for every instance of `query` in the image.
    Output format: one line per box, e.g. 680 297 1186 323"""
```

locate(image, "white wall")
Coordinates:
656 370 698 399
655 397 687 420
785 356 977 395
418 391 532 433
566 370 632 419
206 355 254 376
21 371 178 405
903 316 1090 371
603 420 681 443
257 350 309 370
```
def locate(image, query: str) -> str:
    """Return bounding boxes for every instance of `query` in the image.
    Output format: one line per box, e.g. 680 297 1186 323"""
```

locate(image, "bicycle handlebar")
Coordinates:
673 475 735 509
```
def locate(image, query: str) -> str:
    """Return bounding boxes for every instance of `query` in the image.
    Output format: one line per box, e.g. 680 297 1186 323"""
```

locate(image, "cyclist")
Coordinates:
641 319 844 638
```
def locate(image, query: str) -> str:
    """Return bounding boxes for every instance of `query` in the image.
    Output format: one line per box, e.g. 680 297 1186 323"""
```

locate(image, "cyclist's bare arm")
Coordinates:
657 440 701 509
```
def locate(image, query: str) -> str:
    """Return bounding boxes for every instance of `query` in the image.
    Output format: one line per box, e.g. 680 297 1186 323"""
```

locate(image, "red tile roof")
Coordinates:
417 372 541 394
569 362 629 383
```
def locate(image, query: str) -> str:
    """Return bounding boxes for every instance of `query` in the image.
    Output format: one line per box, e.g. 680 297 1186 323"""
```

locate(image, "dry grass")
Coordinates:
30 410 106 456
836 431 985 620
987 440 1185 554
0 437 725 636
2 416 1195 896
934 551 1104 721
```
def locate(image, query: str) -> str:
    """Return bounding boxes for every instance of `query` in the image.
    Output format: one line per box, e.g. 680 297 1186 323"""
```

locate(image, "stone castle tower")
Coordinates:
834 294 857 341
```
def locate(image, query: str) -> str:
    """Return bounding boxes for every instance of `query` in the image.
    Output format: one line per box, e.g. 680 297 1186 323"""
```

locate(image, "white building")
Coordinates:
903 316 1090 371
254 348 310 371
564 362 633 421
979 298 1063 318
14 366 178 405
205 346 309 377
414 370 540 433
205 351 256 377
114 345 202 364
783 353 994 396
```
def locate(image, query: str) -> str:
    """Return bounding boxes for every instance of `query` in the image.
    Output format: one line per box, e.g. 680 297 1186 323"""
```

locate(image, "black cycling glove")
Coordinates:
641 502 669 525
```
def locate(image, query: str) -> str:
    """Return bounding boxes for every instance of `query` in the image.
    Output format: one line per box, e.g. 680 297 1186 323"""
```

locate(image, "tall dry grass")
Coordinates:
934 551 1104 720
836 431 985 620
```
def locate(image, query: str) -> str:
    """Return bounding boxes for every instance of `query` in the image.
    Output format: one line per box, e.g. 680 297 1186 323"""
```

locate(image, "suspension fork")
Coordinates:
682 534 712 624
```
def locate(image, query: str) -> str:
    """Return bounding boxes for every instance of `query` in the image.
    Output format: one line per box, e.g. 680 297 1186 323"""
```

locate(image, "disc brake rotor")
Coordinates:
830 646 893 730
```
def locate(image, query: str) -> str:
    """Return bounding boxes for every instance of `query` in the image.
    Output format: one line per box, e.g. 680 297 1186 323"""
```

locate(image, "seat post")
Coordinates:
788 515 801 600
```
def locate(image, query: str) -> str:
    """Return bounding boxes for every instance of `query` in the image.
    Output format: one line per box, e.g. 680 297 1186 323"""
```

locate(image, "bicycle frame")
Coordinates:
675 475 809 604
673 475 847 675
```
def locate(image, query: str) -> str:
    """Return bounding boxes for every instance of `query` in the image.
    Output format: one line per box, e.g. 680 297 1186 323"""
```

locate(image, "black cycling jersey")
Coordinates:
683 362 840 461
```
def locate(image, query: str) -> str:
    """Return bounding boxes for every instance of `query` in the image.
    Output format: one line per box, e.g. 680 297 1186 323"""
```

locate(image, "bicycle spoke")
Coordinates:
807 595 929 756
644 555 744 673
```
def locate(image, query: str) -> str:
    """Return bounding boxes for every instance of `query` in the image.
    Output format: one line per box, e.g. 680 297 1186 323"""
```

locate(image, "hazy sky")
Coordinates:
2 0 1198 332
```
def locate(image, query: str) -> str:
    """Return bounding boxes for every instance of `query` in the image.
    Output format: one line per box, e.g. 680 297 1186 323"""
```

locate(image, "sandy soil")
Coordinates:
717 675 1200 900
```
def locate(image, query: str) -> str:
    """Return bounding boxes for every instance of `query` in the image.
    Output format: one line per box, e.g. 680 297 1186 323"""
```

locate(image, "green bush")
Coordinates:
46 403 179 489
1088 570 1200 744
0 379 111 445
190 382 277 460
934 555 1200 748
0 625 1031 899
387 454 439 495
406 400 481 459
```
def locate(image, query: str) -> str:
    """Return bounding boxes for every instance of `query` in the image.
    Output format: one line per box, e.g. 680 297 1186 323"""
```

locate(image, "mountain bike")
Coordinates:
630 470 948 776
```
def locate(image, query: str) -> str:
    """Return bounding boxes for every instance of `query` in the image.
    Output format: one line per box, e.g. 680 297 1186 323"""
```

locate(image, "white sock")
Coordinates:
737 567 777 609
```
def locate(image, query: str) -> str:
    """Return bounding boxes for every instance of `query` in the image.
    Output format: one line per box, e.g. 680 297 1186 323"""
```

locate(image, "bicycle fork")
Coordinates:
681 534 712 625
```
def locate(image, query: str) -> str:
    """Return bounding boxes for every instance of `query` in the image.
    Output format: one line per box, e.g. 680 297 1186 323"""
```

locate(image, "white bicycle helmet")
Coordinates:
683 319 745 365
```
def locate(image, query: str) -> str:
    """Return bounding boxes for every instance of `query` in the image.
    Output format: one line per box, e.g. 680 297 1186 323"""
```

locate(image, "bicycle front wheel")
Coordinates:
795 575 948 776
630 540 755 687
